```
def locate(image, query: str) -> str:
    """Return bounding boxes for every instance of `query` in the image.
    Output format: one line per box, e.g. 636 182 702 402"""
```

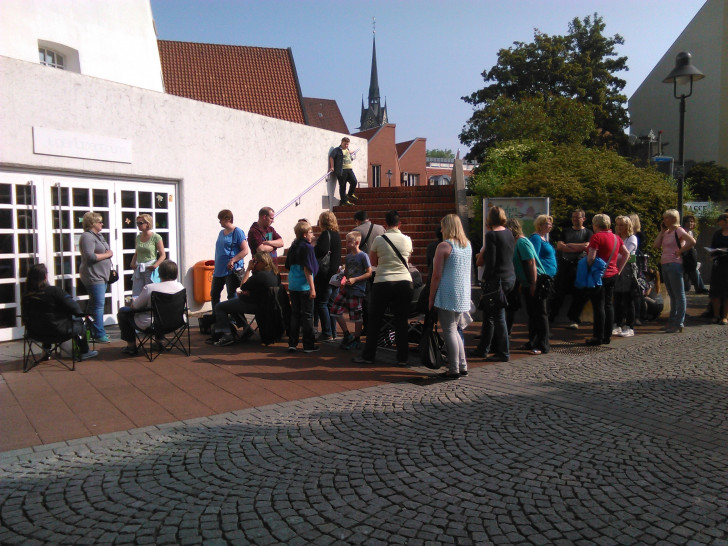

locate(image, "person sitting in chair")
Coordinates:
212 251 279 346
118 260 184 355
23 263 99 361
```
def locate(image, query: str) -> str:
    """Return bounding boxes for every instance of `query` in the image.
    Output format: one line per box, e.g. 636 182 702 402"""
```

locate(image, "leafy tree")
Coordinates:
426 148 455 159
686 161 728 201
461 13 628 159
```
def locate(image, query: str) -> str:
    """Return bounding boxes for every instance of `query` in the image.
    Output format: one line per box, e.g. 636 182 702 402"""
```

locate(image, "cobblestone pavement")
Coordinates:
1 326 727 545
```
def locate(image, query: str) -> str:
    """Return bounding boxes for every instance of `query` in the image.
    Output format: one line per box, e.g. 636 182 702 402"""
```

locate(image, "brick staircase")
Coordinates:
277 185 458 283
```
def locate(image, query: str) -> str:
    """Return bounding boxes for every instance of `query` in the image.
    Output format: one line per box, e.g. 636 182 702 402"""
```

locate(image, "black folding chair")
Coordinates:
21 294 77 372
377 284 426 349
134 289 190 362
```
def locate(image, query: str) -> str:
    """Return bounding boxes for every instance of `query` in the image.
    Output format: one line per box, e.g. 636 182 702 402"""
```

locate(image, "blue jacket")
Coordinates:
575 256 606 289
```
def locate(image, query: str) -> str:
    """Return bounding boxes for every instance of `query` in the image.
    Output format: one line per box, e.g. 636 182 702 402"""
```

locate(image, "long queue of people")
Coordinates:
472 207 728 362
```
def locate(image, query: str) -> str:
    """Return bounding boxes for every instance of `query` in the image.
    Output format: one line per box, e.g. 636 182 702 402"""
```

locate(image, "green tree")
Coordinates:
461 13 628 159
426 148 455 159
686 161 728 201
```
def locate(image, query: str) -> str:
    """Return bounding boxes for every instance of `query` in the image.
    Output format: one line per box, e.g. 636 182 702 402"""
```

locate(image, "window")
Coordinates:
39 47 64 69
371 165 381 188
404 173 419 187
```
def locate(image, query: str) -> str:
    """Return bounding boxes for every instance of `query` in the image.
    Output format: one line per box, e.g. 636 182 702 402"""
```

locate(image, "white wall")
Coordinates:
0 55 368 310
628 0 728 166
0 0 164 92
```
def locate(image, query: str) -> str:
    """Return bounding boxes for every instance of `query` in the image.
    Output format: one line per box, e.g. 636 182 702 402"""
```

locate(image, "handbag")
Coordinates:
315 231 331 278
108 263 119 284
535 274 553 300
675 232 697 273
478 280 508 312
418 309 444 370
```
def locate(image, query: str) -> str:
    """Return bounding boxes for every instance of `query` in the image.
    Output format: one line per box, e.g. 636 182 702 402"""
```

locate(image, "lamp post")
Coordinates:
386 169 393 186
662 51 704 221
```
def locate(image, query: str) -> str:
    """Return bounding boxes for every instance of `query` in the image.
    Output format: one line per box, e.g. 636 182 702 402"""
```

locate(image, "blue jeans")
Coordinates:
86 282 107 339
662 262 686 328
314 282 333 337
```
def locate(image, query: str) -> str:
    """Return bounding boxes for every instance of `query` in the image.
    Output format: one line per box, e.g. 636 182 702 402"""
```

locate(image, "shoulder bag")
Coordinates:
380 234 409 270
675 231 697 273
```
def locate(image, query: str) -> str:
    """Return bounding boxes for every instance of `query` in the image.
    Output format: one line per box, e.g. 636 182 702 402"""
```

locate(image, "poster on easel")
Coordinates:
483 197 550 241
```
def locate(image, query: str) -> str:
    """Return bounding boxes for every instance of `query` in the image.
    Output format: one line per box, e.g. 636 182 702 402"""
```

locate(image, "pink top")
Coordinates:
660 227 687 265
588 231 623 278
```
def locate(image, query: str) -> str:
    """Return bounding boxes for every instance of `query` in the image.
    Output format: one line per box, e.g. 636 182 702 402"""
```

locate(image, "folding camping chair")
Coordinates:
21 293 79 372
134 289 190 362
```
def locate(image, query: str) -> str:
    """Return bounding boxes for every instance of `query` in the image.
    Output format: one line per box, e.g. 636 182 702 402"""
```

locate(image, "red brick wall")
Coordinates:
366 125 400 187
399 138 427 186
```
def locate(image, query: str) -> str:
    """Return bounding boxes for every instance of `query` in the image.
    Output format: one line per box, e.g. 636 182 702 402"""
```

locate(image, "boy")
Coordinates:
285 220 319 353
330 231 372 350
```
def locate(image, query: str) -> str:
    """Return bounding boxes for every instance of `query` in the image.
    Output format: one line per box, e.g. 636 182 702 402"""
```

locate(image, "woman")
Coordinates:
586 214 630 345
681 215 708 294
353 210 413 366
652 209 696 333
529 214 557 278
211 209 249 310
79 211 114 343
708 212 728 325
471 206 515 362
212 251 280 346
429 214 472 378
642 268 664 321
24 264 98 361
629 213 645 326
507 218 549 355
130 214 166 297
313 211 341 342
613 215 638 337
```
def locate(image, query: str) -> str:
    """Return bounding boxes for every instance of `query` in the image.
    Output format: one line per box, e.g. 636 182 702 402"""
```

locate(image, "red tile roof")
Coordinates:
352 126 383 141
396 139 415 158
158 40 306 124
302 97 349 133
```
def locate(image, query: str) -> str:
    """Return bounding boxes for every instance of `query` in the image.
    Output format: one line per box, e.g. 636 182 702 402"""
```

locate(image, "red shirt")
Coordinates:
588 231 623 278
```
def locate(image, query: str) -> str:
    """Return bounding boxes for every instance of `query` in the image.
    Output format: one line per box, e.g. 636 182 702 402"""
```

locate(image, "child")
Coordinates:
330 231 372 350
642 268 664 322
285 221 319 353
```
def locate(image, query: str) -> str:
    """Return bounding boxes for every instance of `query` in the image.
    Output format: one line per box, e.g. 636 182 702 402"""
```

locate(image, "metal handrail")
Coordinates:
277 148 360 216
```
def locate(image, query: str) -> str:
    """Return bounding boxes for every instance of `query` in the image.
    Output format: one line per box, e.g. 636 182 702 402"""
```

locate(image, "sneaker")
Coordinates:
214 334 236 347
567 322 579 330
459 370 469 376
316 333 335 343
611 326 621 336
94 335 111 344
352 356 374 365
80 350 99 361
287 346 297 353
348 193 359 200
339 332 354 347
303 345 320 353
620 328 634 337
120 346 138 356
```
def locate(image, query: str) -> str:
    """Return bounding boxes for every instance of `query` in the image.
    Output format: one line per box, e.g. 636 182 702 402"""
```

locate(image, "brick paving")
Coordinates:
1 319 726 544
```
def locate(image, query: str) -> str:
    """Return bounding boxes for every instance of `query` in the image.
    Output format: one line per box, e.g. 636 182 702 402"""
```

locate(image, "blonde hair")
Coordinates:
592 213 611 230
440 214 469 248
534 214 553 231
294 220 312 239
663 209 680 224
628 213 641 233
254 251 278 275
136 213 153 228
486 206 507 229
506 218 523 238
346 231 362 243
615 215 633 237
82 211 103 231
318 211 339 232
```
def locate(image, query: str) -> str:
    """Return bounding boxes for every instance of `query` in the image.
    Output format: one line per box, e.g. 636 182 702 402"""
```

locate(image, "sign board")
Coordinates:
483 197 550 240
33 127 132 163
685 201 711 216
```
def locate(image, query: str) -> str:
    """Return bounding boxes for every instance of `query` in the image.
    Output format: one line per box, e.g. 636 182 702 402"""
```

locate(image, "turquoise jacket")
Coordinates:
575 256 606 289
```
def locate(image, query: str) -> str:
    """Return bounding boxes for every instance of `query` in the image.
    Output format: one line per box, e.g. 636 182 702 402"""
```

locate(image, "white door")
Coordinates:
0 172 178 341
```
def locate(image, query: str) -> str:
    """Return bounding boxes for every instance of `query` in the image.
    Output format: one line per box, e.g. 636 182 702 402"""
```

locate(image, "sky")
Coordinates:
150 0 707 156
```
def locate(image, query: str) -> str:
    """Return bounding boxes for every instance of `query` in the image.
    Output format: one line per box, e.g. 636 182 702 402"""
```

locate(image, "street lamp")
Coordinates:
386 169 392 186
662 51 705 221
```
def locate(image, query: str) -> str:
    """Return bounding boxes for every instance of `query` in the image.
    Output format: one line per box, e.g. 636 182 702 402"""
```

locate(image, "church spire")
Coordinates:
359 18 388 131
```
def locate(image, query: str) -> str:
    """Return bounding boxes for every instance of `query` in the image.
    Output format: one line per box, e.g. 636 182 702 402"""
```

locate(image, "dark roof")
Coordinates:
302 97 349 133
396 139 416 158
158 40 306 124
352 126 382 141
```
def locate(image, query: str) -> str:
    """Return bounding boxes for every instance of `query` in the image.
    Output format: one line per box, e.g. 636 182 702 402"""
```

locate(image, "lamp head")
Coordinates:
662 51 705 84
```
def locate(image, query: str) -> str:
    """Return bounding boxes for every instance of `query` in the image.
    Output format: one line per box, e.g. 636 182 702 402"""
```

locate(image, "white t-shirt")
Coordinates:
132 280 185 329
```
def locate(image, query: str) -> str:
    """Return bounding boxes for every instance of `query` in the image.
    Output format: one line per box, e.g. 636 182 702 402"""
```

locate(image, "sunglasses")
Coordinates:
136 222 147 226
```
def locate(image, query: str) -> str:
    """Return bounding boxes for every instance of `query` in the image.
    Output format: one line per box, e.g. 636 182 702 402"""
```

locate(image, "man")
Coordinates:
549 208 593 328
352 210 385 255
248 207 284 258
118 260 185 355
328 137 358 206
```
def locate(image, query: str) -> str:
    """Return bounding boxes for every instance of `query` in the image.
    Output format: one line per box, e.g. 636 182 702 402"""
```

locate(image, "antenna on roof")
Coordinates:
372 16 376 35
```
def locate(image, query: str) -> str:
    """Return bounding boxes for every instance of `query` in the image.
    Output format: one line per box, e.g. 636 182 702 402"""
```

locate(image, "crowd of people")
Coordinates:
22 203 728 369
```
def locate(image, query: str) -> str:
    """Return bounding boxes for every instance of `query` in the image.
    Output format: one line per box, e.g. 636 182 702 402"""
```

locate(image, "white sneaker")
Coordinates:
620 328 634 337
567 322 579 330
611 326 621 336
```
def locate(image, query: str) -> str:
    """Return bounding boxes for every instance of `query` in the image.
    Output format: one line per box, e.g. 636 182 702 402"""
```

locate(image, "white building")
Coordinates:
628 0 728 167
0 0 366 340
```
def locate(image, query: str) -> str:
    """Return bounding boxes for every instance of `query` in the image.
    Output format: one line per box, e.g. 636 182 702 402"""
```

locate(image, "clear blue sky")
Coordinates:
150 0 706 156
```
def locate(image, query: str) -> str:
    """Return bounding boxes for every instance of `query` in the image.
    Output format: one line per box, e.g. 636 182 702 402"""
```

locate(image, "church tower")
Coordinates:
359 28 388 131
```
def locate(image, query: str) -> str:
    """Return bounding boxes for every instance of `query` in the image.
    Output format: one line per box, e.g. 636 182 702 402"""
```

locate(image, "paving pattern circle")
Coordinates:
1 327 727 544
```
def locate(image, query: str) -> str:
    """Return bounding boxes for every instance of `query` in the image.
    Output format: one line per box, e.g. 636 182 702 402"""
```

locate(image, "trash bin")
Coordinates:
193 260 215 303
